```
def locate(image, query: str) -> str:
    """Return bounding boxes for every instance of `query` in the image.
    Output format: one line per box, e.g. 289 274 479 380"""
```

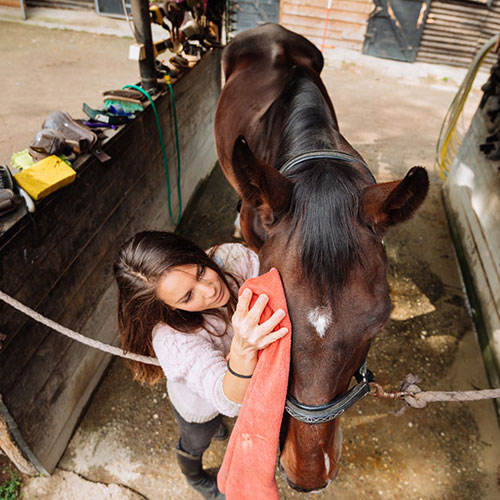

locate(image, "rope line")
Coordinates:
1 291 499 402
370 374 500 415
0 290 160 366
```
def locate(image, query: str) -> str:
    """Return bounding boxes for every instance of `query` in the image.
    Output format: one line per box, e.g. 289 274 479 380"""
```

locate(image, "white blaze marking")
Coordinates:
324 452 331 475
307 307 332 338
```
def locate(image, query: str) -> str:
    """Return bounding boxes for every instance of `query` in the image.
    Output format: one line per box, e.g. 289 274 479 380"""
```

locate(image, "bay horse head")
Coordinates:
215 24 429 492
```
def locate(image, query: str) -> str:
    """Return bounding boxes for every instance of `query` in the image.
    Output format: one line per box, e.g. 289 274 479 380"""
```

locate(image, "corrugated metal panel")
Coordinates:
362 0 431 62
416 0 500 67
279 0 373 51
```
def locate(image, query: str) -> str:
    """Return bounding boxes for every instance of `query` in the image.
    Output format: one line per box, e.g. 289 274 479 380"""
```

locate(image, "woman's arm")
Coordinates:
154 324 243 417
222 288 288 403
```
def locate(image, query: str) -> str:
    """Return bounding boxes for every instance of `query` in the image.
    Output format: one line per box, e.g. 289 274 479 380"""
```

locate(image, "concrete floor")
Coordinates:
0 6 499 500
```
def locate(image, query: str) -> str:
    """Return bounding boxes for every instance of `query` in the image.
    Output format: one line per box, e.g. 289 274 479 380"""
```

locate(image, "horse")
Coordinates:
214 23 429 492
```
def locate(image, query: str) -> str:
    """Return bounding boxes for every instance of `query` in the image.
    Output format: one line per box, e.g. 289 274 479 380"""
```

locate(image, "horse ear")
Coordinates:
231 136 293 225
361 166 429 233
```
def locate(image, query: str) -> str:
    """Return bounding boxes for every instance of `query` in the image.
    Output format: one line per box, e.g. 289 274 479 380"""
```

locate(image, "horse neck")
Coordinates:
274 71 347 166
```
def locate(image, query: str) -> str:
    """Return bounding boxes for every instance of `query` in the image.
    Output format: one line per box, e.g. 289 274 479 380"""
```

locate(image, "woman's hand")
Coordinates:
223 288 289 403
230 288 288 359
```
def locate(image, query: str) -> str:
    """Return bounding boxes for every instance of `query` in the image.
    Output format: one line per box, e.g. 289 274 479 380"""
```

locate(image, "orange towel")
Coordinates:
218 268 291 500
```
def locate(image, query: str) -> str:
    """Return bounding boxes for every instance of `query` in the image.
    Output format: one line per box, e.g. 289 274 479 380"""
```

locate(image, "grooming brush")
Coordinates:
0 164 15 191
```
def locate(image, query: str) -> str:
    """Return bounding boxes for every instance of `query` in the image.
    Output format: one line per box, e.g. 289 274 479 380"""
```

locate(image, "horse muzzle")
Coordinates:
279 457 339 493
279 423 343 492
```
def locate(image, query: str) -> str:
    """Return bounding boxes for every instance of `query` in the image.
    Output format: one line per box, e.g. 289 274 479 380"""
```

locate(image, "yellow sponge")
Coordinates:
14 155 76 201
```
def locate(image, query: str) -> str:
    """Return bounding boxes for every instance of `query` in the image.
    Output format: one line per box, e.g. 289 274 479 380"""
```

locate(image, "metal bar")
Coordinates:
130 0 158 93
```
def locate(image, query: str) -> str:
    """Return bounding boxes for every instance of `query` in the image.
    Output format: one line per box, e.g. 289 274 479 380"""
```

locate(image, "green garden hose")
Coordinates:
123 81 182 225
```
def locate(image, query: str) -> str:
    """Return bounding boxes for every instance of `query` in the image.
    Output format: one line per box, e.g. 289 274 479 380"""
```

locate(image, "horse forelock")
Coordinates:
254 63 370 300
265 67 368 300
287 163 367 300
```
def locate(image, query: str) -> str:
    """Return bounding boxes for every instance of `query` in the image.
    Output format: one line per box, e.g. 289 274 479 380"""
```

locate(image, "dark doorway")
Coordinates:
229 0 280 35
362 0 431 62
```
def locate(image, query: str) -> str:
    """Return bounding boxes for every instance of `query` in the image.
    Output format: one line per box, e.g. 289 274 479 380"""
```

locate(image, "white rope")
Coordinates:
2 291 499 402
370 374 500 415
0 290 160 366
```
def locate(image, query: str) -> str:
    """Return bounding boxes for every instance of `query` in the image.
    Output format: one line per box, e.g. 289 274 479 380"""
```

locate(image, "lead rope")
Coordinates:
369 374 500 415
0 289 160 366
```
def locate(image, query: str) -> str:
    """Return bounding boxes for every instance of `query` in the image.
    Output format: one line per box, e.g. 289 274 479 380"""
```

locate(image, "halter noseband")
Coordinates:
279 149 376 183
279 150 376 424
285 361 374 424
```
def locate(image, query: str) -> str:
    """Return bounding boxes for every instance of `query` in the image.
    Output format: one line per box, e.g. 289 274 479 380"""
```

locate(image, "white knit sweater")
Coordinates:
152 243 260 423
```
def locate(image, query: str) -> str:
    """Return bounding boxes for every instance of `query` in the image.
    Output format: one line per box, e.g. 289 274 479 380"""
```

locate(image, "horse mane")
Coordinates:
273 66 337 165
269 67 367 298
288 163 366 299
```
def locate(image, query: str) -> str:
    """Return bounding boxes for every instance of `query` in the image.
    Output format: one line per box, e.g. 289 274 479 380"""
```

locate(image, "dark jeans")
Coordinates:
172 405 223 457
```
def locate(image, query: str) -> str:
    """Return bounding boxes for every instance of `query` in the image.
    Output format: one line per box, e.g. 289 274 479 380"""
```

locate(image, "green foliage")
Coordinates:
0 466 21 500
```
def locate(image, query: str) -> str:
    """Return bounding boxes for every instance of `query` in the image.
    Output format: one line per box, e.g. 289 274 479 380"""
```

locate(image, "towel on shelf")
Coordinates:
218 267 291 500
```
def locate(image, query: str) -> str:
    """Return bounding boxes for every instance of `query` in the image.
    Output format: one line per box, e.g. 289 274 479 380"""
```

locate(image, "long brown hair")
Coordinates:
113 231 239 384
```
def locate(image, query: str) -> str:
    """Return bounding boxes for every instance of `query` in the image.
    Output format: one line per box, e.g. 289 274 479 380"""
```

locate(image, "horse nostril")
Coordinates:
330 467 339 483
285 476 331 493
280 459 337 493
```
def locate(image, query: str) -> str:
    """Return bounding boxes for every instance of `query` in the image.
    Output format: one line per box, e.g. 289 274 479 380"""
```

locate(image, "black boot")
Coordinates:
175 444 225 500
213 422 228 441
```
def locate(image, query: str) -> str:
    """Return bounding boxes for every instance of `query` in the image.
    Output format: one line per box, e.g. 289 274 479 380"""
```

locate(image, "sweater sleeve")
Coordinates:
152 324 242 417
212 243 260 283
183 336 242 417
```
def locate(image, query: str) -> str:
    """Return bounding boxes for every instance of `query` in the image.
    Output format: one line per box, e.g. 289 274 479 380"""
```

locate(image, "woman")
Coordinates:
113 231 287 500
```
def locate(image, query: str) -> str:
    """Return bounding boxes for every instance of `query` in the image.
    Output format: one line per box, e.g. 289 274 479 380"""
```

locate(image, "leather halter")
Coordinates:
285 362 375 424
279 150 376 424
279 149 376 183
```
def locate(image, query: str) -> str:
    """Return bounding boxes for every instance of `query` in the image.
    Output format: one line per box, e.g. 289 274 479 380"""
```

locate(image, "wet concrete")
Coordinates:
1 12 499 500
